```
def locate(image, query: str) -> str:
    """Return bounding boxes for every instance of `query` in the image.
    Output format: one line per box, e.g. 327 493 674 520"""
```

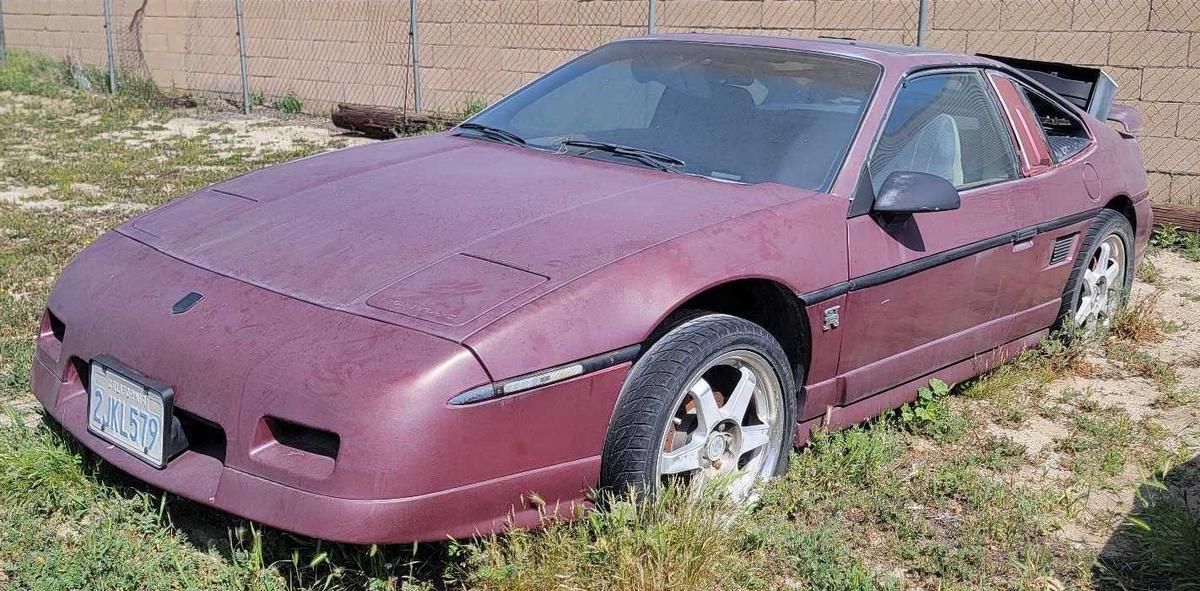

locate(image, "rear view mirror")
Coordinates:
872 171 961 215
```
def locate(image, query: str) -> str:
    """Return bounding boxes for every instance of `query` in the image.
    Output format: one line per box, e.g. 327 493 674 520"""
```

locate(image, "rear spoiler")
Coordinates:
979 54 1118 121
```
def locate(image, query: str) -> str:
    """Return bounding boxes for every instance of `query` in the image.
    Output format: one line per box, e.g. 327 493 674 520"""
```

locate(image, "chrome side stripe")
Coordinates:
449 344 641 405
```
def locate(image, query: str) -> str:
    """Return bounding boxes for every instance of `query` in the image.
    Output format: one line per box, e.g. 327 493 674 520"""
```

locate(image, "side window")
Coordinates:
1018 85 1091 162
870 71 1019 193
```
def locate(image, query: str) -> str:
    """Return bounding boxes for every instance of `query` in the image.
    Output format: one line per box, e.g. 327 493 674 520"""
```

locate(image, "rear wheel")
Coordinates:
599 314 796 502
1057 209 1135 334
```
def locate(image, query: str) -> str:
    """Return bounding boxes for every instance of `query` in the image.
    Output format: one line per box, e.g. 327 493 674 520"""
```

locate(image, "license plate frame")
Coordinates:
87 356 178 469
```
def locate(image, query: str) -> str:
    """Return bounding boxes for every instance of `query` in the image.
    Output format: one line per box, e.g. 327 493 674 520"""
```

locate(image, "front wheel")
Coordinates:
1056 209 1135 333
599 313 797 502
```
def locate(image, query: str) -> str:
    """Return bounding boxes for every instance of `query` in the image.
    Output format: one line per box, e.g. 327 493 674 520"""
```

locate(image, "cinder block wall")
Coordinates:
2 0 1198 203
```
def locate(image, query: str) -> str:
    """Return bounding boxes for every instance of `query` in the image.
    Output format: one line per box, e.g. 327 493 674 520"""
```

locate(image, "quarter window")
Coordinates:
870 71 1019 192
1018 85 1090 162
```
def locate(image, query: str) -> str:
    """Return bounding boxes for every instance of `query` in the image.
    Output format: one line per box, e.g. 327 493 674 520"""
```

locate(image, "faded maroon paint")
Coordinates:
31 34 1151 543
1107 104 1144 137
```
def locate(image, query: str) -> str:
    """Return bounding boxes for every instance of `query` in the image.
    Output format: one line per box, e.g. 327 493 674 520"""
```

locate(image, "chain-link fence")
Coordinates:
242 1 414 113
414 1 649 115
1 0 1198 204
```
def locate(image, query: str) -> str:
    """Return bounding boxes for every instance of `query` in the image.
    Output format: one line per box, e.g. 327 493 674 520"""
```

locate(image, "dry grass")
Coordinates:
1109 293 1170 344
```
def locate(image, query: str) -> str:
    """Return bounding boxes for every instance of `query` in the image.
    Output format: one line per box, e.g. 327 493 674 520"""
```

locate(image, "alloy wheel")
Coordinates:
1074 233 1127 332
654 349 785 500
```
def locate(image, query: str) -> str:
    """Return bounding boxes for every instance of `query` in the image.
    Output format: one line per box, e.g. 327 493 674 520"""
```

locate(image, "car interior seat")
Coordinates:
875 113 964 189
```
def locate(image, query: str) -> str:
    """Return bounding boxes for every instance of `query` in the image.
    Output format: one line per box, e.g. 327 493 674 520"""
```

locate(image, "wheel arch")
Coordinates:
1104 194 1136 234
642 278 811 382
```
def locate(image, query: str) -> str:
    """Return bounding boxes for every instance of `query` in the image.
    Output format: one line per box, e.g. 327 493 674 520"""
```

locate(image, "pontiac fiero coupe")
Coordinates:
32 35 1150 543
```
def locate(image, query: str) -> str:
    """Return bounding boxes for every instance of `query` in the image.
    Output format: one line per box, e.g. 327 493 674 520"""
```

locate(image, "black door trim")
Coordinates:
798 208 1100 305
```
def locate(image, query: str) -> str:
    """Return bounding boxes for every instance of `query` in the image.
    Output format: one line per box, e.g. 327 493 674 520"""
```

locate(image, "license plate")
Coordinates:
87 358 175 468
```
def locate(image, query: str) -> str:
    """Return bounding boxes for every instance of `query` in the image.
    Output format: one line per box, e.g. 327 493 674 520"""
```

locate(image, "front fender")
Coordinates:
464 193 851 381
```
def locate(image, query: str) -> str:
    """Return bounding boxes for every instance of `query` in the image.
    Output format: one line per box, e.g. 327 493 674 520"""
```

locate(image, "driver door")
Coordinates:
836 69 1047 402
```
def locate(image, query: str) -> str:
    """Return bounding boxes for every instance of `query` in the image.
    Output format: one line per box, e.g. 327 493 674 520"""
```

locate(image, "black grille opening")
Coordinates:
177 409 227 464
1050 234 1076 265
264 417 339 460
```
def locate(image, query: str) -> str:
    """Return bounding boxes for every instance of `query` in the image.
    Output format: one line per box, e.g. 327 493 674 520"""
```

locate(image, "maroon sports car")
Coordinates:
32 35 1150 543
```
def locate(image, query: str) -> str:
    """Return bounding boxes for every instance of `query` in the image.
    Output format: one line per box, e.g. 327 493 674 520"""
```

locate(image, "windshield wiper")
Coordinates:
455 122 526 147
561 140 684 173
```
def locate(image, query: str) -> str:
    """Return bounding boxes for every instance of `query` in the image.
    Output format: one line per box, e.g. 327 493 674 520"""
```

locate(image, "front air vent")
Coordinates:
263 417 340 460
38 309 66 361
1049 234 1076 265
177 409 227 463
44 310 65 343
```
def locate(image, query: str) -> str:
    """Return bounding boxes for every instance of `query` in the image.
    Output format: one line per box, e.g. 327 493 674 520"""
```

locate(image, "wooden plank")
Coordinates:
1152 202 1200 233
331 104 461 139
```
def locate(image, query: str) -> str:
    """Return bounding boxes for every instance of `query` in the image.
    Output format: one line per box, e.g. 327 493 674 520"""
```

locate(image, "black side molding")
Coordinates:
799 208 1100 305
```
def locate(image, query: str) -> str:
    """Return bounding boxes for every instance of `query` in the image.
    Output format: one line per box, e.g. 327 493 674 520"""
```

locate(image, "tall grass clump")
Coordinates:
459 485 771 590
0 50 75 97
1109 292 1171 344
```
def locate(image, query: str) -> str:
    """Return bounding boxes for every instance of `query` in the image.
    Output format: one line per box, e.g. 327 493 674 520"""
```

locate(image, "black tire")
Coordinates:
598 313 798 497
1055 209 1136 332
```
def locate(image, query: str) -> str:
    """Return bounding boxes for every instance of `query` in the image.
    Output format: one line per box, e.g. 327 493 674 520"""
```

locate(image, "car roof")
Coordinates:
617 33 996 71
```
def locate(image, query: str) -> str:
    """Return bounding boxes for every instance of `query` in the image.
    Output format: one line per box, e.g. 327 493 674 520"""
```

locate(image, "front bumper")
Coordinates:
31 232 631 542
35 359 600 543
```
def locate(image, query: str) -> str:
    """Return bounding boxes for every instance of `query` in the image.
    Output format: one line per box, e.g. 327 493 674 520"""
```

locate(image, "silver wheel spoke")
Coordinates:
740 424 771 454
1096 242 1111 269
689 378 722 432
1104 261 1121 285
1083 267 1098 288
728 470 758 500
659 439 704 475
1075 291 1093 325
723 366 757 423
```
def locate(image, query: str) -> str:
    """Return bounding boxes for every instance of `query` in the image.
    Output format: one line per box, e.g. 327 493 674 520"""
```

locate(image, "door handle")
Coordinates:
1012 228 1037 243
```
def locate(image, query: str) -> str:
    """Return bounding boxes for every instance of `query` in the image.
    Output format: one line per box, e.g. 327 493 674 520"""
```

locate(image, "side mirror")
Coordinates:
872 171 961 215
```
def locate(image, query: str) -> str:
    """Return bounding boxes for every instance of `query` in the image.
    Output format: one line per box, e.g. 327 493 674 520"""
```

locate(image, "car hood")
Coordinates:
118 134 813 339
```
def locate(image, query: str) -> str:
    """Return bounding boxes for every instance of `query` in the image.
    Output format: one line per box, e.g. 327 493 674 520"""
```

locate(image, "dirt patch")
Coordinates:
110 115 371 155
0 186 62 211
989 417 1070 457
0 91 73 114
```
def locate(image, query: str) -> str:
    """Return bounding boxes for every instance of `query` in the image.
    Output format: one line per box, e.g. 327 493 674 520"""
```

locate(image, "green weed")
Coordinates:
898 379 965 441
273 92 304 114
1151 224 1200 262
459 97 488 118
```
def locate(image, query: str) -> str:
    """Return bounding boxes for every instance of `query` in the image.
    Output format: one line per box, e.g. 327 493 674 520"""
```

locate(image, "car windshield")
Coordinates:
464 40 881 191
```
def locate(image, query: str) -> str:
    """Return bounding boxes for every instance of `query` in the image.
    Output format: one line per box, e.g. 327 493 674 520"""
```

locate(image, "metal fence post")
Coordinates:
409 0 423 112
234 0 251 114
102 0 117 93
647 0 656 34
0 0 8 62
916 0 930 46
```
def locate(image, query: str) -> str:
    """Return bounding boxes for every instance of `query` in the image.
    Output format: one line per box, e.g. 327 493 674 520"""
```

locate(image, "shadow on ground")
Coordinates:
1093 453 1200 590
